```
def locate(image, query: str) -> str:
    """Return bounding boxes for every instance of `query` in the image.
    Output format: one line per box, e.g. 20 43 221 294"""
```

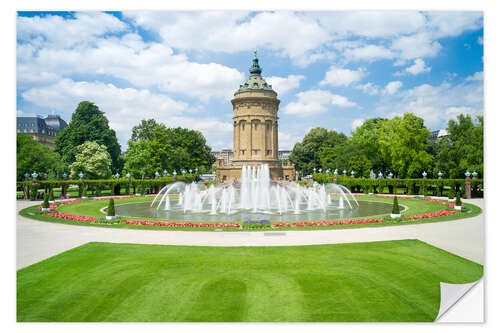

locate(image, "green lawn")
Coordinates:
17 240 483 322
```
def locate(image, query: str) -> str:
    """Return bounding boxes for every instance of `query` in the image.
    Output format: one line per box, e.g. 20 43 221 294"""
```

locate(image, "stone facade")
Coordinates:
216 53 295 182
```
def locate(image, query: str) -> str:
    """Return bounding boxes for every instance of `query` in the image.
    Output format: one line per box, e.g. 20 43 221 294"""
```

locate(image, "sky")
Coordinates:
16 11 484 152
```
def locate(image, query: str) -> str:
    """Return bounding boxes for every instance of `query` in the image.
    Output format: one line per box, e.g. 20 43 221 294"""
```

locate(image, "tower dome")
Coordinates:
236 51 276 94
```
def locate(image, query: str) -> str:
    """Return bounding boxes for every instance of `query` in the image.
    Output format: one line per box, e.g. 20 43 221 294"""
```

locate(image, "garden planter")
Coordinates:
454 206 463 211
82 196 88 199
106 216 118 220
41 208 52 212
448 198 455 202
390 213 402 218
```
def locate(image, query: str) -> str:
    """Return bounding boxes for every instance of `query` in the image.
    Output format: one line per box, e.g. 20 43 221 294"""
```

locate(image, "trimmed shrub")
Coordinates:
48 188 54 202
29 185 38 201
455 191 462 207
392 196 400 215
82 184 87 197
448 187 455 199
42 192 49 208
107 198 115 217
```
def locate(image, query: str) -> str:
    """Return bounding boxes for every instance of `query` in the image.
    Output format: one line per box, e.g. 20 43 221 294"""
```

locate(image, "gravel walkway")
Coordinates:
16 198 484 269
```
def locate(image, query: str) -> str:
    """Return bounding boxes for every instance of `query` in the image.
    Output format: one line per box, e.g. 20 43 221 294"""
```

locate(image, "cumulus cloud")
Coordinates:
344 45 396 62
466 72 483 81
405 58 431 75
376 79 483 128
265 75 304 95
283 90 357 116
355 82 380 96
319 66 366 87
391 32 442 60
384 81 403 95
278 131 303 150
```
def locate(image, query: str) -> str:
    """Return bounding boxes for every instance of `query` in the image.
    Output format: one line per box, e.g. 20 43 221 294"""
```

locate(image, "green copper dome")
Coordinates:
236 51 276 94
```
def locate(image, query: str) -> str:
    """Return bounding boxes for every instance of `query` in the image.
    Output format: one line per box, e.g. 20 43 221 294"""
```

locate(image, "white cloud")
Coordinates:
466 72 483 81
355 82 380 96
124 11 330 64
405 58 431 75
391 32 442 60
283 90 357 116
265 75 304 95
352 119 365 129
384 81 403 95
376 79 483 128
17 12 128 48
319 66 366 87
477 36 483 45
425 12 483 38
278 131 302 150
344 45 395 62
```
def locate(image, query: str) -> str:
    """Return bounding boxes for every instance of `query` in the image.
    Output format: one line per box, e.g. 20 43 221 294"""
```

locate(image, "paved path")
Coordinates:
16 198 484 269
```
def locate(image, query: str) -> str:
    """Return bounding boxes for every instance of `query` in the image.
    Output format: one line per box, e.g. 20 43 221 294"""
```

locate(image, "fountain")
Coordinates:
147 165 359 218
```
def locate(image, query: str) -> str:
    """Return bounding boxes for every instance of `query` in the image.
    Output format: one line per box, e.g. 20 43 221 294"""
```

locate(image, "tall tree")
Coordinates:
289 127 347 174
378 113 433 178
351 118 386 171
54 101 122 173
435 115 483 178
17 134 65 181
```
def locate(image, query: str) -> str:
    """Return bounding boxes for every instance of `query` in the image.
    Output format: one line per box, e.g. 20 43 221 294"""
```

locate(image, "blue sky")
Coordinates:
16 11 483 151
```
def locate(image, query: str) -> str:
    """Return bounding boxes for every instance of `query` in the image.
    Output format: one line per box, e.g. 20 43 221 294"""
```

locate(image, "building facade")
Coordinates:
216 53 295 181
17 115 68 149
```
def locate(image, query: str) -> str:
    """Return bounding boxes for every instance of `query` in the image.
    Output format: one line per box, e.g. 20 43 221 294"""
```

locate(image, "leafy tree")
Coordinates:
69 141 112 179
289 127 347 174
54 101 122 173
435 115 483 178
378 113 433 178
348 155 372 178
124 120 216 178
16 134 65 181
351 118 386 171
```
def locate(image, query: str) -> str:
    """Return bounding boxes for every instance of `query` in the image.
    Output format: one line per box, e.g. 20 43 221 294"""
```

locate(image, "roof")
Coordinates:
16 115 67 137
235 51 276 94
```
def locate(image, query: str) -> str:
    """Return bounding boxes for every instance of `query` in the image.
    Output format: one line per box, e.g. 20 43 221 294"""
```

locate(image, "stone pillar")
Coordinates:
233 121 239 160
465 178 472 199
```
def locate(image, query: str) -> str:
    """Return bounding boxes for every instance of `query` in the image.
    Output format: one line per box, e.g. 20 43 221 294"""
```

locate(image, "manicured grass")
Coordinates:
17 240 483 322
18 195 482 231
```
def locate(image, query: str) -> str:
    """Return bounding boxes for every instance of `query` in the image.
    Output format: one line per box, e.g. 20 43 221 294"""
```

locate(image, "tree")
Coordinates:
16 134 65 181
289 127 347 174
351 118 386 171
435 115 483 178
378 113 433 178
348 155 372 178
124 120 216 178
69 141 112 179
54 101 122 173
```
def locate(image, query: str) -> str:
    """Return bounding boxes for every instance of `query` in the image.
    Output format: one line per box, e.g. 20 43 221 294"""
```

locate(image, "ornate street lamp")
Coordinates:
313 167 316 173
465 171 471 179
155 171 160 178
126 173 131 181
438 171 443 179
326 169 331 174
189 169 193 174
24 172 30 181
195 168 198 173
343 170 347 177
334 169 338 176
79 171 84 180
351 170 355 177
378 171 383 179
388 172 393 179
115 172 120 179
173 170 177 176
422 171 427 179
62 172 67 180
163 169 167 177
318 168 322 173
472 171 478 179
182 169 186 176
32 171 38 180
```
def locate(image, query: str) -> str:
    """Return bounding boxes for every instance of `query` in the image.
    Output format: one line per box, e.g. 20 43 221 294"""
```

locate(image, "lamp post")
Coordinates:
465 171 471 179
62 172 67 180
313 167 316 174
422 171 427 179
189 169 193 174
351 170 355 178
318 168 322 173
388 172 393 179
464 171 472 199
115 172 120 179
32 171 38 181
155 171 160 179
343 170 347 177
163 169 167 177
472 171 478 179
79 171 84 180
24 172 30 181
295 171 299 181
173 170 177 181
438 171 443 179
334 169 338 176
195 168 198 174
378 171 383 179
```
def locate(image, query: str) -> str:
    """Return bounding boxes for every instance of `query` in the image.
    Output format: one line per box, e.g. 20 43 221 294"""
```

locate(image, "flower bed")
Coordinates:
59 199 86 205
272 218 384 228
419 197 446 203
375 195 414 199
93 196 135 200
37 205 57 211
43 212 98 222
144 194 179 197
121 220 240 228
406 210 458 220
